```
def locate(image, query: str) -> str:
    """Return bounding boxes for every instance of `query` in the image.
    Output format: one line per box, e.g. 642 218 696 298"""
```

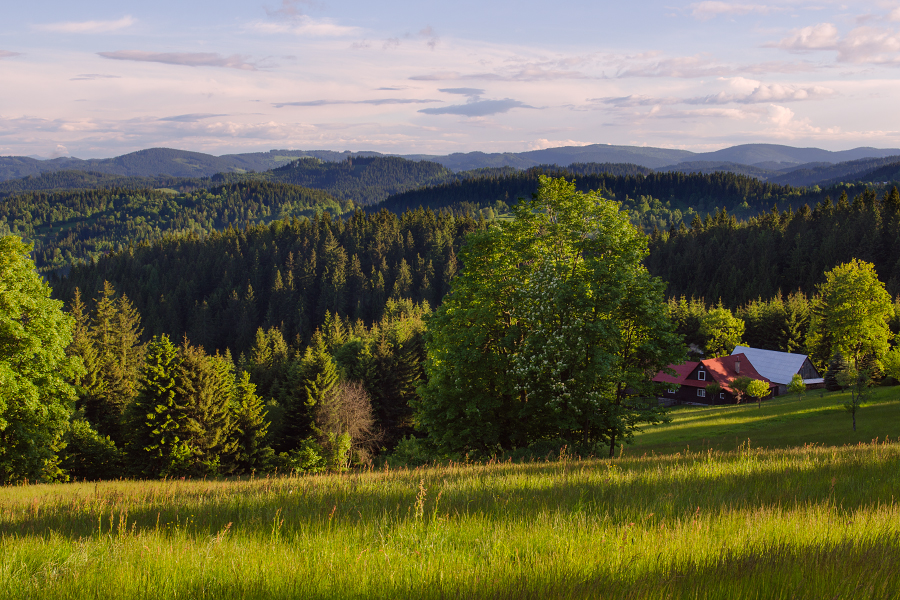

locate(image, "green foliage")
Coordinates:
230 371 274 474
417 176 683 456
787 373 806 400
57 208 480 357
836 367 871 432
126 335 185 478
745 379 770 408
60 418 124 481
705 381 723 400
699 307 745 357
730 376 752 404
807 259 892 371
0 235 83 484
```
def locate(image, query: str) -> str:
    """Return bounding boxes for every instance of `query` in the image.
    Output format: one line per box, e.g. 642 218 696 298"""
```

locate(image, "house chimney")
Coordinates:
735 358 741 374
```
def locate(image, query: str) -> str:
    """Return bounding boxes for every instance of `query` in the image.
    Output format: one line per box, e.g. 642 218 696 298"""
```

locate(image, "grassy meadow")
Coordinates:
3 387 900 599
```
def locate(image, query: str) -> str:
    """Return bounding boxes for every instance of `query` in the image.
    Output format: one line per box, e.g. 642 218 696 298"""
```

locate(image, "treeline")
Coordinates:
60 282 429 481
2 181 351 272
260 156 453 205
647 187 900 305
377 167 859 232
0 170 203 198
54 208 481 355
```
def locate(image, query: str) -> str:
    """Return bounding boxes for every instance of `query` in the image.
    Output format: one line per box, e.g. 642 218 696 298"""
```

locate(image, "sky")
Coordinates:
2 0 900 158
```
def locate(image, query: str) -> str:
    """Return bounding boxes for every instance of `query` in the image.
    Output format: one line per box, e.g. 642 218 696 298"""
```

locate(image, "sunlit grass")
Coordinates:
631 385 900 455
3 440 900 598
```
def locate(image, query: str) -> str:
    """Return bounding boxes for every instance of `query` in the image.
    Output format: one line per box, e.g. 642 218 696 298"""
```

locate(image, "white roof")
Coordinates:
731 346 810 385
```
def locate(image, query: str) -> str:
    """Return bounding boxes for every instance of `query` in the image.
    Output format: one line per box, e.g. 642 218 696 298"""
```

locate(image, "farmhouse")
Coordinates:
653 353 775 405
729 346 824 395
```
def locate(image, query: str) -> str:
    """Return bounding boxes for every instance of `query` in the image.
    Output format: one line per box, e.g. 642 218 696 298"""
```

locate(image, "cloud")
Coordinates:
526 139 591 150
0 50 21 59
273 98 441 108
420 26 439 50
250 17 359 37
36 16 135 34
440 88 484 98
265 0 318 19
774 23 840 51
158 114 229 122
773 22 900 65
383 38 400 50
70 73 121 81
419 99 534 117
689 2 775 21
98 51 258 70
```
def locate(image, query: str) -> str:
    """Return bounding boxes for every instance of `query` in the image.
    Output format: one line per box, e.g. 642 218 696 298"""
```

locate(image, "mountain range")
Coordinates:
3 143 900 189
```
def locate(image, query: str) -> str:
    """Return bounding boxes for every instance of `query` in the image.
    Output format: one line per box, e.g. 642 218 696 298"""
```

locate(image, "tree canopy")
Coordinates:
416 176 683 457
0 236 82 483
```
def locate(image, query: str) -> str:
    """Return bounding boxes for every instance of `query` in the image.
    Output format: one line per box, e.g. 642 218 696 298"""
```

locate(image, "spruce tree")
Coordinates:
127 335 186 478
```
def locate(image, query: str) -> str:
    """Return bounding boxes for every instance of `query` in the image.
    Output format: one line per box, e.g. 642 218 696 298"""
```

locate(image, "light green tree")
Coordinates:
787 373 806 401
836 367 870 431
416 176 683 457
807 259 892 371
699 307 745 358
0 236 83 483
746 379 770 409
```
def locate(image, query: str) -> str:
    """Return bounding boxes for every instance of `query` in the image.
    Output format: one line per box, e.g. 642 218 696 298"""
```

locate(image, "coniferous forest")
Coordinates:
4 153 900 484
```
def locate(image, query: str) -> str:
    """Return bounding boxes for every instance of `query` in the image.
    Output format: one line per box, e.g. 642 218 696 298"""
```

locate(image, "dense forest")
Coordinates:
54 208 480 354
647 187 900 304
2 181 351 272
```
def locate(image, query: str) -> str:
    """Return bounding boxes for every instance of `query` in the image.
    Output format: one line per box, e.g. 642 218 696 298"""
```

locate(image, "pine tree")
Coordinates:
229 371 273 474
127 335 186 478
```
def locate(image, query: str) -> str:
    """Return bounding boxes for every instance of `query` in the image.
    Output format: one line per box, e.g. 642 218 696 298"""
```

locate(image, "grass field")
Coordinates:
2 387 900 599
631 385 900 454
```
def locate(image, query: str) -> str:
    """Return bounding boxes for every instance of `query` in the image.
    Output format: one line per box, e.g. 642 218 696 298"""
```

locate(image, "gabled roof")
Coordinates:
730 346 811 385
653 361 698 385
653 353 774 393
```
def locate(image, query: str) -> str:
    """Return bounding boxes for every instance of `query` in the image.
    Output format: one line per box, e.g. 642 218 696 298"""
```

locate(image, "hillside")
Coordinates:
4 436 900 599
3 181 349 273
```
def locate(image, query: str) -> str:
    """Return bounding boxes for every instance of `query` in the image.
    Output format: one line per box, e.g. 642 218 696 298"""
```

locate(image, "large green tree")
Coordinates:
807 259 892 371
0 236 83 483
416 176 683 457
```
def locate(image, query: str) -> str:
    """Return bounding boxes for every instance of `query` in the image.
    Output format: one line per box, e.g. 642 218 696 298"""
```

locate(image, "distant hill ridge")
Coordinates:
4 144 900 191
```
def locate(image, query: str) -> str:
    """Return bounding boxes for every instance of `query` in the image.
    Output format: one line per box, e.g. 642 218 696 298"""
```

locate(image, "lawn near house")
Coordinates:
3 422 900 598
630 386 900 456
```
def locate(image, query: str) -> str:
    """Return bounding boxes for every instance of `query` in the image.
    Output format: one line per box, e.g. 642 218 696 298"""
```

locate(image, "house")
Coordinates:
653 353 776 405
729 346 824 395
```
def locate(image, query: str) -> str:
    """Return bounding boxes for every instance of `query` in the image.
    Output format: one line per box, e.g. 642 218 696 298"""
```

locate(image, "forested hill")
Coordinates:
54 209 481 355
261 156 453 205
3 181 350 273
375 167 854 232
646 187 900 305
0 170 203 198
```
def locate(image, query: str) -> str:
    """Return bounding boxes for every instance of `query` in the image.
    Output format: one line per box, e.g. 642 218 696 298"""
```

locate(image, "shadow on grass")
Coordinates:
4 449 899 540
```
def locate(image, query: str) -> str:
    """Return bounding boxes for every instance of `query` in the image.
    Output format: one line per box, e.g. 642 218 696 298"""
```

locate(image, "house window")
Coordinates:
719 392 725 399
697 370 706 381
668 387 676 394
697 389 706 398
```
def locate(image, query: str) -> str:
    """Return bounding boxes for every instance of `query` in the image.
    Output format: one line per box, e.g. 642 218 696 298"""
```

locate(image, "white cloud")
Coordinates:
773 23 840 51
773 22 900 65
689 2 775 21
525 139 591 150
249 17 359 37
0 50 22 59
98 51 259 71
36 16 135 34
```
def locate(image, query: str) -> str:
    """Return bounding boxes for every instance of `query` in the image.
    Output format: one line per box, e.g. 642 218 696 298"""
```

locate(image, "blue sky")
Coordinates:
2 0 900 158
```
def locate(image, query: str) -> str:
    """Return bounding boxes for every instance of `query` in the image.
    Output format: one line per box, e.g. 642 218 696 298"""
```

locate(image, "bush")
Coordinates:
61 419 124 480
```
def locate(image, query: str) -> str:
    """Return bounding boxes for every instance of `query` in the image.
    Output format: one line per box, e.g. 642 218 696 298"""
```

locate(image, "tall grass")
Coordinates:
3 441 900 598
